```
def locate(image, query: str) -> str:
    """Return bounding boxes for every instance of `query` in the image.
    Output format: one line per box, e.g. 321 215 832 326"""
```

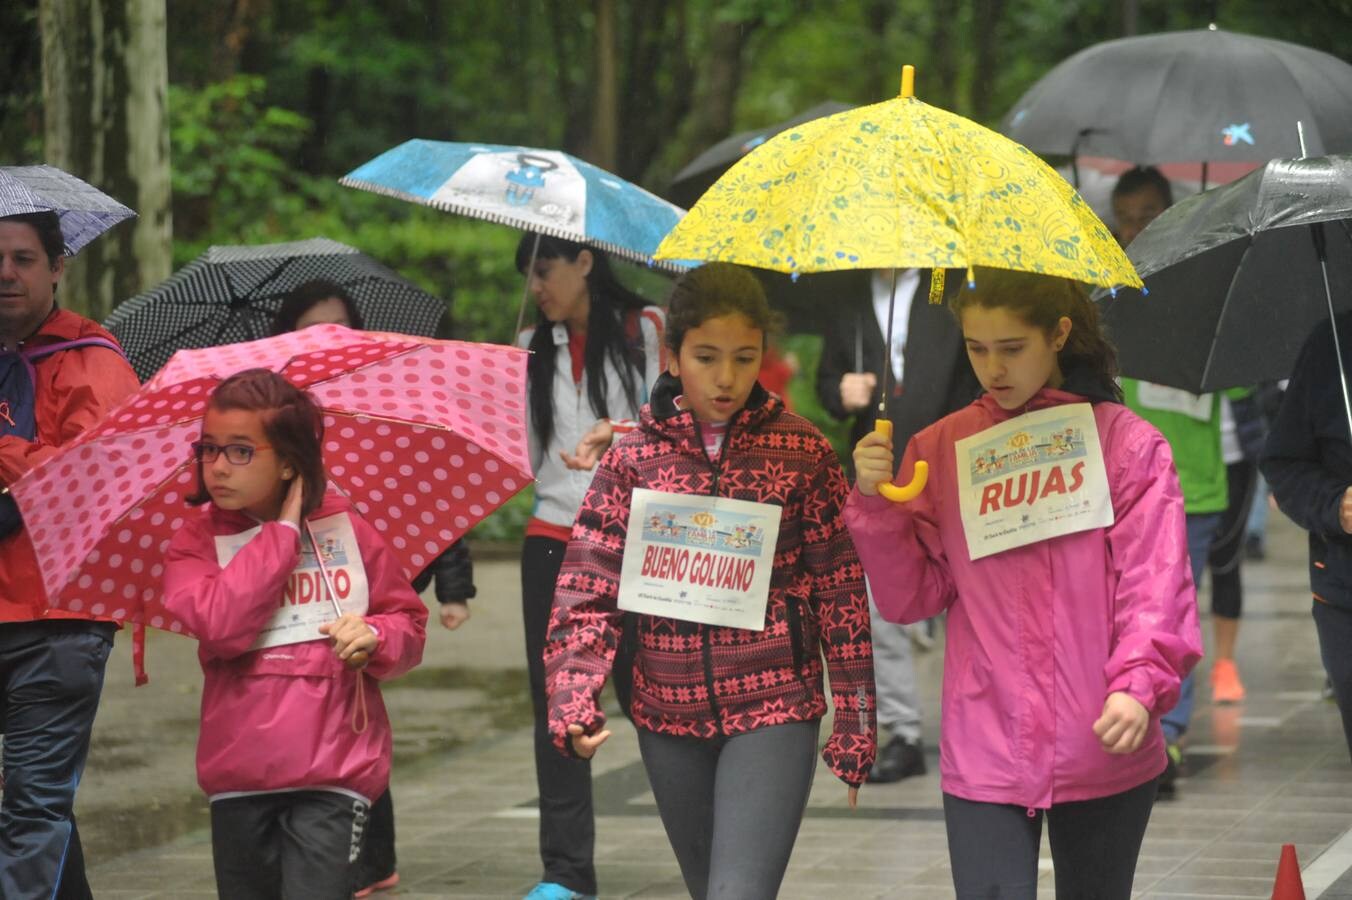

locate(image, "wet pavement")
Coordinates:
78 513 1352 897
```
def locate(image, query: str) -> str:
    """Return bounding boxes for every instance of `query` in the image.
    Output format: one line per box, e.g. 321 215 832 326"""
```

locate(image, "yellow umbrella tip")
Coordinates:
900 65 915 99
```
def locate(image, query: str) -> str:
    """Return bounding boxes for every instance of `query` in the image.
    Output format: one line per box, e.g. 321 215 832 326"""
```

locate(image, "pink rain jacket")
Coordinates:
163 494 427 803
844 386 1201 809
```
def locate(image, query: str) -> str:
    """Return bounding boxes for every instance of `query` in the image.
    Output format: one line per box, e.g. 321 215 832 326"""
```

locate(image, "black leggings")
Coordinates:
943 778 1157 900
1208 459 1259 619
522 536 633 895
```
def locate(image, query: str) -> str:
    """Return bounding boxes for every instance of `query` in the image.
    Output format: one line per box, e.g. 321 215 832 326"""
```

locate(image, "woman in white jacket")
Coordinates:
514 233 664 900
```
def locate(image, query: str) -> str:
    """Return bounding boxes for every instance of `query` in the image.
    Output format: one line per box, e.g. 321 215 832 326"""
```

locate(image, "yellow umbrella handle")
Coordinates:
873 419 928 502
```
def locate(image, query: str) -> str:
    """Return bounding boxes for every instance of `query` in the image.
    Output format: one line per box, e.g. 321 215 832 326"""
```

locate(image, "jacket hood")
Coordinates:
28 307 124 348
640 371 781 455
977 366 1120 421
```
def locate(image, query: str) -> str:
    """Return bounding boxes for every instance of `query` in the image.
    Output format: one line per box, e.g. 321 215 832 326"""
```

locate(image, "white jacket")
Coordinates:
518 306 665 528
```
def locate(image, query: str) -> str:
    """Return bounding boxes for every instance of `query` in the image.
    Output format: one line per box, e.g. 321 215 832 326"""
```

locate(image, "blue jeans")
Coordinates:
1160 513 1221 742
0 621 114 900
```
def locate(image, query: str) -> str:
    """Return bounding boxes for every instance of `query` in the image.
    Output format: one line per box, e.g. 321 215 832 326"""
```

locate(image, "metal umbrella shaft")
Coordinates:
878 267 900 419
305 520 371 672
1312 222 1352 442
514 233 542 340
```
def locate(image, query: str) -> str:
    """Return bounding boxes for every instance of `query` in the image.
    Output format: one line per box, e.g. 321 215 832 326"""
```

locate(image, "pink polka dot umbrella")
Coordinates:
11 324 531 636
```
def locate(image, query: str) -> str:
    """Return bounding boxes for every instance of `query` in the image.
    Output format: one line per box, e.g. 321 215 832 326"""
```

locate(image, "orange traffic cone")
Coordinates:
1272 843 1306 900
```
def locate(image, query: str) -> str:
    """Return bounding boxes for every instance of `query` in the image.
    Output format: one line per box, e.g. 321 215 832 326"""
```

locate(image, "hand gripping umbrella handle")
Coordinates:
872 419 928 503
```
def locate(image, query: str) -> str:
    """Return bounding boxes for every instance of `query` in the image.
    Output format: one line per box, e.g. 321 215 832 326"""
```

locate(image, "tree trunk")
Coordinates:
864 0 894 100
970 0 1006 121
930 0 959 111
685 18 756 154
586 0 619 169
1121 0 1139 35
40 0 172 323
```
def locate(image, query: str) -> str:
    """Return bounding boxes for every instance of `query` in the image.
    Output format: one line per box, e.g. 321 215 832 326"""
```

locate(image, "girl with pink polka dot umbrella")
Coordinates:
9 323 531 636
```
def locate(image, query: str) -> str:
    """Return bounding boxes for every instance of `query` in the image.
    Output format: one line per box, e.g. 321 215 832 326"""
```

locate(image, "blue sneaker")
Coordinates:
524 882 596 900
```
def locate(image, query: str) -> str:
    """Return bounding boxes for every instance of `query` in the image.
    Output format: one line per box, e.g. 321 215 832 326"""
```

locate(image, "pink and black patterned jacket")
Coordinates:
544 374 877 785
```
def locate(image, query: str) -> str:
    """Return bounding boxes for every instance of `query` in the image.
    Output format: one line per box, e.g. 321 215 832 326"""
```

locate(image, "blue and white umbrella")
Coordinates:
0 165 136 255
340 140 687 273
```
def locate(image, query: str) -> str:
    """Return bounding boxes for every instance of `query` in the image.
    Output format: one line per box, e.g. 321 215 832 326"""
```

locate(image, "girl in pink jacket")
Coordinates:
163 369 427 900
845 269 1201 900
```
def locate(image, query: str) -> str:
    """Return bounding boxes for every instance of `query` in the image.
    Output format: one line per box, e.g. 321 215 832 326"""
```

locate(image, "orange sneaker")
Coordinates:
1211 658 1245 704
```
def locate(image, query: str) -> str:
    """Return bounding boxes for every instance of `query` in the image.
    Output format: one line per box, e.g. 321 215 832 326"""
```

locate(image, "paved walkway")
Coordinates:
82 512 1352 898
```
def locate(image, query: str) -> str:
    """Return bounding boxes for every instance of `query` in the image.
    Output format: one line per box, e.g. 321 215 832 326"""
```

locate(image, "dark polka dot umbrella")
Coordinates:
104 237 448 382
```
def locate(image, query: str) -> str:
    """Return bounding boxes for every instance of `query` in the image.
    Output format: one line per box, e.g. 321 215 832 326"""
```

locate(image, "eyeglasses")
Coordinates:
191 441 272 465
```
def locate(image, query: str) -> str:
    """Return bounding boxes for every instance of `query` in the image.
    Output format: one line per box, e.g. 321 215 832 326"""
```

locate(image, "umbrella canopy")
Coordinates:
14 324 530 634
104 237 448 382
1094 154 1352 393
657 65 1138 503
1002 28 1352 167
341 139 687 273
0 165 136 255
656 74 1138 290
668 101 853 208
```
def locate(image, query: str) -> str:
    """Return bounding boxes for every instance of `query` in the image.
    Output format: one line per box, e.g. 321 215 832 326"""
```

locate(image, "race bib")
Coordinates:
955 404 1114 560
1135 382 1215 422
618 489 782 631
214 512 370 650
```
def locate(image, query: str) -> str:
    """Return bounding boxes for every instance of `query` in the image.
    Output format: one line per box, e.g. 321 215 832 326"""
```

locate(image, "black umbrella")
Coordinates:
1003 28 1352 182
1094 154 1352 432
667 101 852 209
104 237 448 381
668 102 858 333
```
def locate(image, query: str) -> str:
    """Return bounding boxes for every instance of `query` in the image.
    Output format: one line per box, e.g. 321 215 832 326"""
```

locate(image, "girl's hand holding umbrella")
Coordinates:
321 614 377 670
283 473 373 669
852 430 896 497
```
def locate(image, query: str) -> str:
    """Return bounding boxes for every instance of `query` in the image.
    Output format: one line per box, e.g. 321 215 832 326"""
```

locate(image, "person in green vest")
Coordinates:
1114 167 1227 800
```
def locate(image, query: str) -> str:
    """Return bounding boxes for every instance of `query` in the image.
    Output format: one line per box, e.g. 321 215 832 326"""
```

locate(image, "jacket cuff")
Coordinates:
1106 667 1158 715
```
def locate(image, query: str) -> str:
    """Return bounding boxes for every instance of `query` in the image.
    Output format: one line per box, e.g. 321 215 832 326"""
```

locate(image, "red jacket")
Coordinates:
544 375 876 785
163 494 428 803
0 308 140 623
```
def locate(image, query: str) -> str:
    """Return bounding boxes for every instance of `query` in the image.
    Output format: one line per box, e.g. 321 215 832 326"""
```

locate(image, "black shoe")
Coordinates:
1244 535 1266 561
866 736 927 783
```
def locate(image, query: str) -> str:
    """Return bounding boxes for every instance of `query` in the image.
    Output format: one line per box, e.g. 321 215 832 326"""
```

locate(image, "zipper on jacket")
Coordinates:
692 416 734 734
783 594 809 687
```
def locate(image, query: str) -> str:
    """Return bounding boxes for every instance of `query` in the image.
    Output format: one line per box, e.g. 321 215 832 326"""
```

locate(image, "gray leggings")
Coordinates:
637 719 820 900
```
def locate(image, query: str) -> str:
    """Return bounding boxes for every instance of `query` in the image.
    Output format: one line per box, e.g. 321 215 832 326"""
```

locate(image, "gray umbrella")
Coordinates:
667 101 853 209
0 165 136 254
1003 29 1352 179
1094 154 1352 433
104 237 448 382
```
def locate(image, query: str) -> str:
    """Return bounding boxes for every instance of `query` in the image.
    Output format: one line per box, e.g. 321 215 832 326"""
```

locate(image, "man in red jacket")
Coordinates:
0 211 140 899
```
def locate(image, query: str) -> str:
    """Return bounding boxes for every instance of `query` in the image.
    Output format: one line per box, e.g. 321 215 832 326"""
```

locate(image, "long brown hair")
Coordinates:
186 368 328 519
949 267 1121 401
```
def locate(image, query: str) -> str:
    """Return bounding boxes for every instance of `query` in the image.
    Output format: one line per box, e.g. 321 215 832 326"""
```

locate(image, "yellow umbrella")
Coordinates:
656 66 1140 501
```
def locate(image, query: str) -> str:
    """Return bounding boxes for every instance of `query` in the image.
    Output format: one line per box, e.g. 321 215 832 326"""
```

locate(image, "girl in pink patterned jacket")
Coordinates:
543 263 876 900
847 269 1200 900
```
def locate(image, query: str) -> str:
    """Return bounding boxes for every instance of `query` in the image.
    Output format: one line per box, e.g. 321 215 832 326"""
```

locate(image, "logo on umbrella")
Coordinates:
1222 123 1255 146
505 154 560 207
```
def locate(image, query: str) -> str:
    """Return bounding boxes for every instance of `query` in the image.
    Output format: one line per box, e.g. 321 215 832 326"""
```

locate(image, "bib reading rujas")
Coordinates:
954 403 1113 560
